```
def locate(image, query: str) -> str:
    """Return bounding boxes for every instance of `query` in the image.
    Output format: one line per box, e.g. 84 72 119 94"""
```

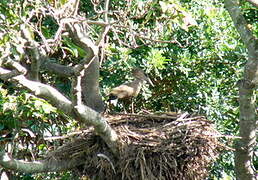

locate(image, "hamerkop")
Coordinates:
108 68 153 112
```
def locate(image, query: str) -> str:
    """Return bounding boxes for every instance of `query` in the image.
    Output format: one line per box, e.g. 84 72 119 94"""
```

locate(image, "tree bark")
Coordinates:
224 1 258 180
246 0 258 8
39 55 105 113
21 25 42 81
0 68 118 155
67 23 105 113
41 61 75 77
82 56 105 113
0 150 86 173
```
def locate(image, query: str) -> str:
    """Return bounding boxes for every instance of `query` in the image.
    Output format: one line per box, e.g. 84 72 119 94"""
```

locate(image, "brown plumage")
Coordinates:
108 68 153 101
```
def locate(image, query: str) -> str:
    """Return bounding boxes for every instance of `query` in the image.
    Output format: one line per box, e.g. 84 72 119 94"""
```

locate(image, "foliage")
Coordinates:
101 0 257 178
0 86 57 129
0 83 70 138
0 0 257 179
0 83 77 178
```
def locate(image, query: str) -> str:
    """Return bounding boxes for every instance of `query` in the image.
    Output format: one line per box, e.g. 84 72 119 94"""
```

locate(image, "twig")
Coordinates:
110 112 178 120
97 153 116 174
44 129 93 141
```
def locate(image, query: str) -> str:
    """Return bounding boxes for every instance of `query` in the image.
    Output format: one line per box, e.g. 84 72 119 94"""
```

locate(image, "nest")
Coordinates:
46 113 225 180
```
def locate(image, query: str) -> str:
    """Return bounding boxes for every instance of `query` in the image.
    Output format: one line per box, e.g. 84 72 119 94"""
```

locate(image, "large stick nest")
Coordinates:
47 113 226 180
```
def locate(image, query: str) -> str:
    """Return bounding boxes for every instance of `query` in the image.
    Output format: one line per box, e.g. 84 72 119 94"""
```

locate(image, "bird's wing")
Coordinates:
110 84 135 99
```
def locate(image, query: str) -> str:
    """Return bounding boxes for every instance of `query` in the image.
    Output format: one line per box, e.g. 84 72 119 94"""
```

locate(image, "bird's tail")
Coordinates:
107 94 118 102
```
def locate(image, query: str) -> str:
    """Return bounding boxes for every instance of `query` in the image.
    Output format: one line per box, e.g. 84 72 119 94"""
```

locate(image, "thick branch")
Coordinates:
67 22 99 73
41 60 75 77
0 150 85 173
225 0 258 85
4 58 27 75
246 0 258 8
71 71 83 106
225 0 257 52
0 68 73 114
0 68 118 154
74 105 118 153
0 58 27 80
235 80 257 180
67 23 98 60
66 21 105 112
21 25 42 81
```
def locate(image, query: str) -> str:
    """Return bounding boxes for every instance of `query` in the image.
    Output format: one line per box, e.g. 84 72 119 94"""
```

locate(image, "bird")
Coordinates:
107 68 153 113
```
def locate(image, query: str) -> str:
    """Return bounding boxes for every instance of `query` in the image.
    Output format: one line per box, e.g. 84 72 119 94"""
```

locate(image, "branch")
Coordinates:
225 0 258 86
21 24 43 81
246 0 258 8
87 20 110 26
96 0 111 64
71 70 83 107
224 0 257 52
0 58 27 80
67 23 98 57
66 22 99 73
135 33 183 48
0 68 118 154
0 150 85 173
5 59 27 75
41 60 75 77
112 25 184 48
0 67 73 114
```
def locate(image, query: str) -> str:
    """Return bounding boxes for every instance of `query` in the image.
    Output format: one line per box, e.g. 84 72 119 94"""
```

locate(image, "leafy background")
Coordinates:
0 0 257 179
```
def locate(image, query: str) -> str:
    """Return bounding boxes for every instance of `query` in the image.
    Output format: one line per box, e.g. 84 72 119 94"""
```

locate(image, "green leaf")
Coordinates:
147 49 170 69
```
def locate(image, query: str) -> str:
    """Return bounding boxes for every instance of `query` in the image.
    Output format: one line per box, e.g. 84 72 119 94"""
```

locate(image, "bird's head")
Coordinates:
132 68 154 87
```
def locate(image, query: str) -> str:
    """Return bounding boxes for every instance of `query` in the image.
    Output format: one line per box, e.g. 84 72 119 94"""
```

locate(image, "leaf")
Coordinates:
62 37 86 57
38 144 47 150
147 49 170 69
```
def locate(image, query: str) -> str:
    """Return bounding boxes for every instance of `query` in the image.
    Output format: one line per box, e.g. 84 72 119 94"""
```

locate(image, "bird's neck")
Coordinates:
134 78 144 85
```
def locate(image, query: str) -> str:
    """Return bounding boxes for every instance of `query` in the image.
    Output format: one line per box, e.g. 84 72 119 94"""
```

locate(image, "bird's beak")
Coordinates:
146 77 154 87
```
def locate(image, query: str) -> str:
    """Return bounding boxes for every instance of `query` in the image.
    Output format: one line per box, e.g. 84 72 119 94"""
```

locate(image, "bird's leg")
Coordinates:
105 101 112 114
104 102 109 114
122 101 127 114
131 97 134 114
106 99 118 114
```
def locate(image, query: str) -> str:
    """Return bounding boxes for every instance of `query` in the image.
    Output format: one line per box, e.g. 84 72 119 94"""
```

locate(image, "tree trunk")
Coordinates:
225 1 258 179
236 80 257 180
82 56 105 113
